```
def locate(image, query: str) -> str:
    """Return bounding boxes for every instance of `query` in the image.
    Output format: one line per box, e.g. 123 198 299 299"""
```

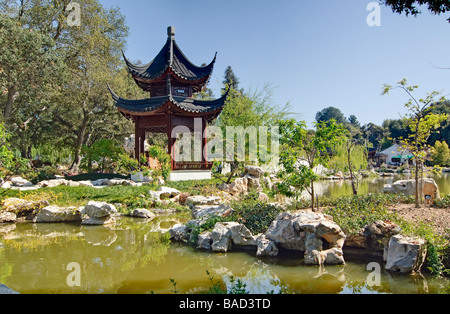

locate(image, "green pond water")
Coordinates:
0 174 449 294
1 214 449 294
313 173 450 199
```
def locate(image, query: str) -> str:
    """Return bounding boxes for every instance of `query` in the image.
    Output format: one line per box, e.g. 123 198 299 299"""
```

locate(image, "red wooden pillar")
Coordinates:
167 114 174 170
139 129 145 162
134 117 140 163
202 117 207 168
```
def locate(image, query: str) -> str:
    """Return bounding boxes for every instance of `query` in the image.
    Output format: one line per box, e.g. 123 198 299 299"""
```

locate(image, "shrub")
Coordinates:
323 194 401 236
80 139 122 173
434 194 450 208
30 165 60 184
148 145 171 181
230 195 283 235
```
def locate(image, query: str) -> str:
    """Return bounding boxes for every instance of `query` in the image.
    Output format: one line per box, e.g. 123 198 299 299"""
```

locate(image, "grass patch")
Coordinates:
65 173 129 182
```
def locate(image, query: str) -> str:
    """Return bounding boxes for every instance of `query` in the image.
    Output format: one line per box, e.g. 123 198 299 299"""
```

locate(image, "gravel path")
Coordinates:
388 204 450 236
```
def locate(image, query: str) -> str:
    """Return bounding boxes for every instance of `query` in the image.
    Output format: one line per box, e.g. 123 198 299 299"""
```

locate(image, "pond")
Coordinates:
0 215 448 294
313 173 450 199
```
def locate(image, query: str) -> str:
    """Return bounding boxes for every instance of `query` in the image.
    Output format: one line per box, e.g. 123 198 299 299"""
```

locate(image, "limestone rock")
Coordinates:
185 195 221 208
37 179 68 188
33 206 82 223
218 177 248 196
196 231 213 251
244 166 263 178
84 201 117 219
169 224 189 242
265 212 305 251
158 186 180 198
0 181 12 189
1 198 50 217
130 208 156 219
78 180 94 187
0 211 17 223
345 220 401 252
108 178 138 187
229 223 257 246
211 222 239 252
256 192 270 203
11 177 33 187
384 179 440 201
266 211 346 265
385 235 427 274
191 204 234 220
92 179 110 186
256 234 279 257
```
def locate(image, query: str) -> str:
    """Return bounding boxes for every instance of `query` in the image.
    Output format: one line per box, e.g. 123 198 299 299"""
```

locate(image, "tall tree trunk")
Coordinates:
70 116 90 173
4 84 18 119
310 180 315 210
415 156 420 208
347 143 358 195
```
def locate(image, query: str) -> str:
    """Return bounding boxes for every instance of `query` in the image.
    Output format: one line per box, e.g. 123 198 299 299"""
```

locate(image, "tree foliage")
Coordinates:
383 79 448 207
381 0 450 22
277 119 348 208
431 140 450 166
0 0 135 173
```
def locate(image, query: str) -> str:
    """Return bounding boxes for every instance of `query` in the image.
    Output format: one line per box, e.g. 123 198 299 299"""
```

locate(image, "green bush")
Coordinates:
80 139 122 173
434 194 450 208
30 165 60 184
230 195 283 235
148 145 171 181
323 194 402 236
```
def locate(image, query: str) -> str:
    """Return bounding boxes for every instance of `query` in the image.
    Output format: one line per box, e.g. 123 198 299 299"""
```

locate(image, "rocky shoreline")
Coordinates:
0 166 444 282
168 201 428 274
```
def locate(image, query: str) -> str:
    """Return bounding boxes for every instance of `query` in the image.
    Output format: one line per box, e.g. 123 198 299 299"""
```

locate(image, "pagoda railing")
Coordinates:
173 161 213 171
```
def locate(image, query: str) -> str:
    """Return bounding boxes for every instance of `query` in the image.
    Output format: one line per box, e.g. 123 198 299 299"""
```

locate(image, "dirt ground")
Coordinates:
388 204 450 237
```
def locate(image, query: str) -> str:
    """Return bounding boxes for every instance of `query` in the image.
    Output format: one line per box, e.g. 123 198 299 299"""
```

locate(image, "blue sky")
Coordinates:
100 0 450 127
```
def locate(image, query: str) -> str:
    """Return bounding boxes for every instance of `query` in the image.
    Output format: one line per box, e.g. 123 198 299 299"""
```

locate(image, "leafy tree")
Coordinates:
80 139 122 173
215 83 293 184
383 79 448 208
0 15 66 158
430 140 450 166
380 0 450 22
428 100 450 145
1 0 133 173
361 122 386 150
0 122 27 189
315 106 347 125
329 139 368 195
348 115 361 128
277 119 347 209
222 66 241 93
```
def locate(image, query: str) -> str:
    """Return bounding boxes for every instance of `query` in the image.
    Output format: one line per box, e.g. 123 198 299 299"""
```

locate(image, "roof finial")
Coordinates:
167 26 175 38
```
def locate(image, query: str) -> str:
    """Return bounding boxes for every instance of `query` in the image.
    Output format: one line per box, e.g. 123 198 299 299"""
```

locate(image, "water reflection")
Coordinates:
0 215 449 294
314 173 449 199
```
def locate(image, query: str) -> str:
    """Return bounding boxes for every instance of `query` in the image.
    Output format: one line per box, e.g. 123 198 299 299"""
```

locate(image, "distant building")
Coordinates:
373 143 413 167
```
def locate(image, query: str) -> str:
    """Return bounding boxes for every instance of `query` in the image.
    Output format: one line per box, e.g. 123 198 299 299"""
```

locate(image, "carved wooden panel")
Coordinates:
172 86 189 97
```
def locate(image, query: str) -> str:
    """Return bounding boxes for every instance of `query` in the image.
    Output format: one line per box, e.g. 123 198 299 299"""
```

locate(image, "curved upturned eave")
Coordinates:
108 84 229 117
122 41 217 83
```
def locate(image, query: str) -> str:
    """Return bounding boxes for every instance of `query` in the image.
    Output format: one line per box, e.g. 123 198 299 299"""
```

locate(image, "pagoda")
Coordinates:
108 26 228 179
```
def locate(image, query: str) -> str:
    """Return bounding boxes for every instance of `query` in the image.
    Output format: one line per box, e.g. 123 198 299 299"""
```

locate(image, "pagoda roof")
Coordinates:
123 29 216 84
108 84 228 118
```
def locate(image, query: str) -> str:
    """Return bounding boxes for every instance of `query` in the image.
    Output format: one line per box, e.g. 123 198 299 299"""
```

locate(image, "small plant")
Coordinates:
188 216 231 246
205 271 249 294
434 194 450 209
148 145 171 181
169 278 178 294
230 198 283 235
80 139 122 173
